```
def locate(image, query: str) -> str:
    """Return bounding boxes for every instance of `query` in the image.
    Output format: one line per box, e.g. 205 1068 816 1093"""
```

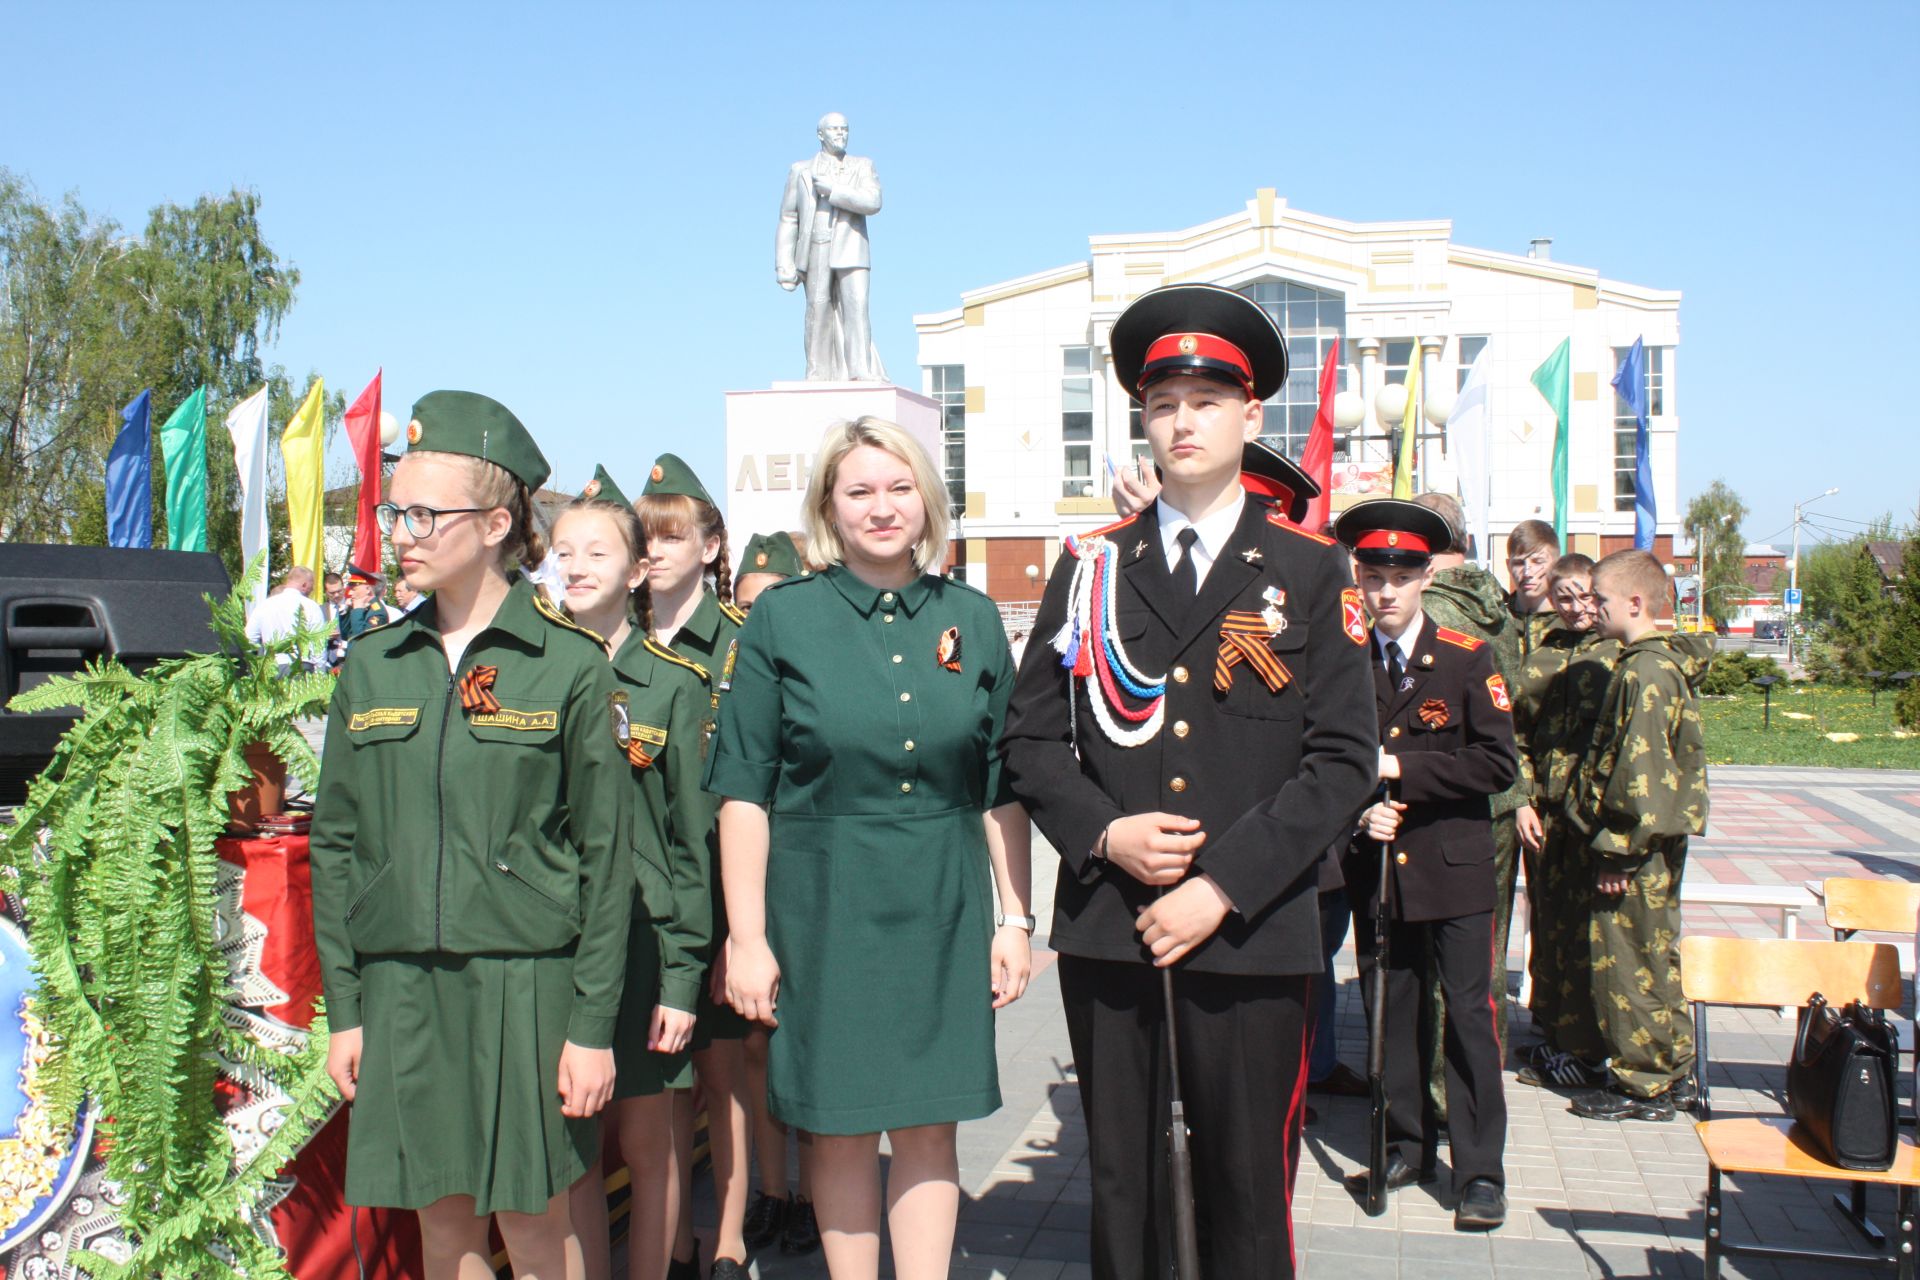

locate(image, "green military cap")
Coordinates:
641 453 716 507
405 391 551 492
742 530 808 579
580 463 633 509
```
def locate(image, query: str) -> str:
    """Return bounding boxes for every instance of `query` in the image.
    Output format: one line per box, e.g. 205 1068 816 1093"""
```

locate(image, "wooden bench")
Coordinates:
1682 934 1915 1278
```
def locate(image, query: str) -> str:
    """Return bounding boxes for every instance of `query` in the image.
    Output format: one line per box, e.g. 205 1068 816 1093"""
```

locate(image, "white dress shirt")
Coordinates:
1154 491 1247 592
1374 609 1426 678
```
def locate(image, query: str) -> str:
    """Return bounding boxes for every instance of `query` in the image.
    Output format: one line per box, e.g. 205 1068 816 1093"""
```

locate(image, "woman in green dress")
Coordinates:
311 392 631 1279
709 417 1034 1280
555 468 713 1280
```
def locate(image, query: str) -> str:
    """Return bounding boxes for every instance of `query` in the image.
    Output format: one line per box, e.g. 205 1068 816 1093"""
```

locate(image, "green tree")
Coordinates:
1873 532 1920 686
1683 479 1749 624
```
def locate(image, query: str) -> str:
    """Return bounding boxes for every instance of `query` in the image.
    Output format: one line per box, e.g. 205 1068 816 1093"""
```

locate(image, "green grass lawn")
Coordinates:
1701 683 1920 768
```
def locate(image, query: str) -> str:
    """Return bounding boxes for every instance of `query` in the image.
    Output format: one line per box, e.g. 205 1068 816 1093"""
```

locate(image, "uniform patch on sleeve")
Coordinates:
1341 588 1369 645
1486 674 1512 712
610 690 631 747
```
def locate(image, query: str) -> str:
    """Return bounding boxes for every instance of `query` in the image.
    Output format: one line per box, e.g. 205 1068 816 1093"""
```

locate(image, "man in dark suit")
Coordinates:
1333 498 1517 1230
1004 284 1377 1280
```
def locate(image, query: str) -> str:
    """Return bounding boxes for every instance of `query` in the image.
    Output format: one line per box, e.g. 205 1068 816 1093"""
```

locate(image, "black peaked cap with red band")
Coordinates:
1241 439 1319 525
1332 498 1456 568
1109 283 1290 405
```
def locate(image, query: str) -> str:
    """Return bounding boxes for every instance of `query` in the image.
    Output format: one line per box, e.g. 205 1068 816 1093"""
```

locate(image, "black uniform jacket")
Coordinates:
1004 500 1378 976
1343 615 1518 925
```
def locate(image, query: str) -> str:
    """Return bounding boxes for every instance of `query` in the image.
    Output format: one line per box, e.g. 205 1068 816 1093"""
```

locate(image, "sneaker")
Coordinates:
742 1194 789 1250
1454 1177 1507 1231
1569 1086 1675 1122
1518 1041 1560 1069
780 1196 821 1256
1516 1051 1608 1090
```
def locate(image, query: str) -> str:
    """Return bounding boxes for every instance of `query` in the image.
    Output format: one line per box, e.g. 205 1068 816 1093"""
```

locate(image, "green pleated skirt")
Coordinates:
347 951 596 1215
614 915 693 1097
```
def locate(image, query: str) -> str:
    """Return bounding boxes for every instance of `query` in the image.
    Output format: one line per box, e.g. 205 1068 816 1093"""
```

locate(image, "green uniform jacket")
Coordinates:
661 589 745 931
1517 630 1621 809
1422 564 1537 817
1564 632 1713 869
611 628 713 1013
310 579 634 1047
337 601 391 643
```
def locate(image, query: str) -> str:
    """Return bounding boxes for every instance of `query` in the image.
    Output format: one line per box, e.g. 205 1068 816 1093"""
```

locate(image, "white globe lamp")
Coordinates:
1373 383 1409 430
378 410 401 447
1423 388 1456 427
1332 391 1367 430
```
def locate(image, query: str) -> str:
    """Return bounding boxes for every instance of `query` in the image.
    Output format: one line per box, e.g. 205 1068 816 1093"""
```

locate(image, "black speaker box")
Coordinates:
0 545 231 806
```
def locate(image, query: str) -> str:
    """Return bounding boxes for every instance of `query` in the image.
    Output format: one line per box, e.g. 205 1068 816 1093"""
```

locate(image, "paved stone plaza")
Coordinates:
669 766 1920 1279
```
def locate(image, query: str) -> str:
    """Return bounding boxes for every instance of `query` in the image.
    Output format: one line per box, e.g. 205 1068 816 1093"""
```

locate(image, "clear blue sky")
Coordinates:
9 1 1915 549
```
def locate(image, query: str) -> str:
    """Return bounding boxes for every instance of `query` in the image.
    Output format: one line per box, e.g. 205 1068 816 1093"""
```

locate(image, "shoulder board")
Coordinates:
718 599 747 626
1433 626 1486 651
645 635 709 681
1081 512 1140 541
345 612 407 645
1266 511 1335 544
531 592 606 646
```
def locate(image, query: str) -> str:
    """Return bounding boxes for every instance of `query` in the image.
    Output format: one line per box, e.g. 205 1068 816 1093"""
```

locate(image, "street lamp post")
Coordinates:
1787 486 1838 664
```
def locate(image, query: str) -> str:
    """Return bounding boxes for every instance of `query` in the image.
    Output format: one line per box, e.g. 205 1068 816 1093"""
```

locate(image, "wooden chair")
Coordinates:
1822 877 1920 1246
1682 935 1917 1278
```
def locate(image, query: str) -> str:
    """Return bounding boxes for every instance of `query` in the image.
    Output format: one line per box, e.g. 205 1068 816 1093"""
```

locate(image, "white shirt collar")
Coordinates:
1375 610 1426 666
1155 491 1246 587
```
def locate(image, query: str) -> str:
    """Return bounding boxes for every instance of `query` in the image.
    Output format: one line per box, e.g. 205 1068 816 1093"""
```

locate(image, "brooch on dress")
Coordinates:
937 626 963 672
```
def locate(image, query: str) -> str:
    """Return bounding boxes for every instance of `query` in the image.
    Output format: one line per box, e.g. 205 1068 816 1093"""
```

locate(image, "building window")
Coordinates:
926 364 966 514
1238 280 1346 460
1127 403 1150 466
1611 345 1667 512
1456 335 1488 390
1062 346 1095 498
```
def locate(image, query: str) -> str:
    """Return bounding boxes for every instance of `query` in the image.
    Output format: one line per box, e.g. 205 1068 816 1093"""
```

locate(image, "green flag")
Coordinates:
159 386 209 552
1529 339 1571 544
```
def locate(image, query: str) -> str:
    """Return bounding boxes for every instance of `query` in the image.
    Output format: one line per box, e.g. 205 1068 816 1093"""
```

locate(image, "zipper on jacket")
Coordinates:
494 859 571 916
434 669 454 950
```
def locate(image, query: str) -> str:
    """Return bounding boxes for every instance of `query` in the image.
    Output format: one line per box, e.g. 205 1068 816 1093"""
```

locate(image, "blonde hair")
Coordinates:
412 451 547 572
802 417 951 572
1593 549 1672 612
637 492 732 604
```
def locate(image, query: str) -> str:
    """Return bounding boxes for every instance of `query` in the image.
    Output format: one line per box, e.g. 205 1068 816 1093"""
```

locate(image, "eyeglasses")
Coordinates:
376 503 491 538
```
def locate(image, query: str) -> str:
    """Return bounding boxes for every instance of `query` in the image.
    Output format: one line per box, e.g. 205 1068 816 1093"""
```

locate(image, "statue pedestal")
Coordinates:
722 382 943 538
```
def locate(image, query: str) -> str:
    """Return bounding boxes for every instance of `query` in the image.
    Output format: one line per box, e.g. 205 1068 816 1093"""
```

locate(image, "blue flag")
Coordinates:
1611 338 1655 550
107 389 153 548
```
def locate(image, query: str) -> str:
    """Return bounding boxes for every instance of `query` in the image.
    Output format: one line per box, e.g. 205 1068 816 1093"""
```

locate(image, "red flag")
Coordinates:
343 370 384 572
1300 339 1339 533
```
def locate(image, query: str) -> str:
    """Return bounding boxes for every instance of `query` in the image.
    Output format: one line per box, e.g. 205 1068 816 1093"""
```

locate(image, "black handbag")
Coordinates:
1786 992 1898 1171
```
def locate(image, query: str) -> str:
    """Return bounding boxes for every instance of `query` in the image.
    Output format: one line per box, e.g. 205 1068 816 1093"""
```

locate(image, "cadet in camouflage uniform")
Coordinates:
1565 551 1711 1122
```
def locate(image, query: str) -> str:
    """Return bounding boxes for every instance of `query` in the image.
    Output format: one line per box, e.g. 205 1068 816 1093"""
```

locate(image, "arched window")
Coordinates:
1238 281 1345 460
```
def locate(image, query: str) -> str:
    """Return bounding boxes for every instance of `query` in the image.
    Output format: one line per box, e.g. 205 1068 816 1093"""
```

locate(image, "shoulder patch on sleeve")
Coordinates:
1341 587 1369 645
1267 511 1335 544
718 599 747 626
1486 673 1512 712
532 592 606 646
644 635 711 682
1081 512 1140 541
1433 626 1486 651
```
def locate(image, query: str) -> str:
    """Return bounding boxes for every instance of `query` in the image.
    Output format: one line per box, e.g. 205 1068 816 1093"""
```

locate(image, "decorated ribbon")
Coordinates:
628 740 656 769
1418 697 1450 728
458 665 501 714
1213 611 1293 694
937 626 963 672
1047 535 1165 748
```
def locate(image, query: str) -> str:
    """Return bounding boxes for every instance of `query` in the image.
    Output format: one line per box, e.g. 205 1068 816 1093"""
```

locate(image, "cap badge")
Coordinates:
651 464 665 483
583 479 601 498
406 419 422 445
1387 531 1400 546
1177 335 1198 355
755 552 768 567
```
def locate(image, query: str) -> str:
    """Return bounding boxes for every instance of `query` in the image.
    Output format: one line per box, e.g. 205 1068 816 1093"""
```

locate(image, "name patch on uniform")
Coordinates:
471 708 560 732
632 722 668 747
348 707 420 732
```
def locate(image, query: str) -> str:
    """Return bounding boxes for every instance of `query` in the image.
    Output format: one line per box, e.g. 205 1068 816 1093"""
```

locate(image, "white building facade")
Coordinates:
913 189 1681 605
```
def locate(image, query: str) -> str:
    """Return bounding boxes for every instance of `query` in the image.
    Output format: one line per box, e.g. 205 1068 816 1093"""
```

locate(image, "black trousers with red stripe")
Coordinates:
1352 908 1506 1192
1058 955 1310 1280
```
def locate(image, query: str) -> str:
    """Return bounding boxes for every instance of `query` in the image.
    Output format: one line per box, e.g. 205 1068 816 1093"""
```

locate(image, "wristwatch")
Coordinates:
996 912 1038 933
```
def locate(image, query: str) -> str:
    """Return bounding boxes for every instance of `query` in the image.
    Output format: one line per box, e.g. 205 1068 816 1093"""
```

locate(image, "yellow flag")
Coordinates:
280 380 326 599
1392 352 1422 499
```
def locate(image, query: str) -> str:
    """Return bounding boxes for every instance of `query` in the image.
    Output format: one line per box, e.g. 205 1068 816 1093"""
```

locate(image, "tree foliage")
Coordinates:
0 169 343 577
0 559 337 1277
1683 480 1749 623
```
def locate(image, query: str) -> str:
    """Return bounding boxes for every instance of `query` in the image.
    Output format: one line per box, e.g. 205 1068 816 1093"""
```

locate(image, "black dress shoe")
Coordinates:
1669 1075 1699 1111
1342 1153 1436 1197
1570 1085 1675 1122
710 1259 748 1280
743 1193 789 1250
1454 1178 1506 1231
1308 1063 1371 1098
780 1196 820 1256
667 1249 700 1280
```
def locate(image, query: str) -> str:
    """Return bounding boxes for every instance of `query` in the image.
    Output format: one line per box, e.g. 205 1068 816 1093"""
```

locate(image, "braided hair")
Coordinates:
637 494 732 605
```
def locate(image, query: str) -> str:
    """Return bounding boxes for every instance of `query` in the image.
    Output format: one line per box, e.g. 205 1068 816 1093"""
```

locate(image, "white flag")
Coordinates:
1448 347 1493 566
225 386 271 606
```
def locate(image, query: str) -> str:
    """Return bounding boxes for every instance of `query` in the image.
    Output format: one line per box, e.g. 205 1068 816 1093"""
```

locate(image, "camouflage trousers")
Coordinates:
1426 810 1521 1108
1591 839 1694 1098
1527 820 1607 1061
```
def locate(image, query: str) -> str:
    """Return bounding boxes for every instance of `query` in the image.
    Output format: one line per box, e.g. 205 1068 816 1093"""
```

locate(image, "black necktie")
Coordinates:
1170 526 1199 598
1386 641 1406 691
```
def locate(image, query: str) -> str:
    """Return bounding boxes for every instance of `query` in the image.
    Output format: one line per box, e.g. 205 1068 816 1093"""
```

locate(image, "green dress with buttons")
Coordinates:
662 588 753 1047
310 580 634 1215
609 628 714 1095
704 566 1016 1135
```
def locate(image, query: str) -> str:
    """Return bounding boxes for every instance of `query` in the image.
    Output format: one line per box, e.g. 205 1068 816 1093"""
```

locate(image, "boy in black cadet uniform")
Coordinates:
1005 284 1377 1280
1334 498 1517 1231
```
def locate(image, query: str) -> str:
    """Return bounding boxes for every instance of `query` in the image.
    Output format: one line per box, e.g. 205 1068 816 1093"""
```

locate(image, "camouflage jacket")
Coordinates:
1517 629 1621 807
1565 632 1712 866
1423 564 1531 815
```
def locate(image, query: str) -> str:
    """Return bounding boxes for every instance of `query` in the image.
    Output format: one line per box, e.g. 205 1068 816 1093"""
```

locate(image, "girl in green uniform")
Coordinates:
635 456 756 1280
311 391 632 1280
710 417 1034 1280
554 468 714 1280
